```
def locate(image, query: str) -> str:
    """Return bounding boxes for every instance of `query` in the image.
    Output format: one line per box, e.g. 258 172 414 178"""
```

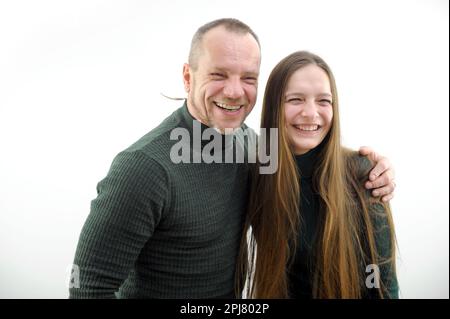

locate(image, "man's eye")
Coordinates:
210 73 225 79
243 77 257 83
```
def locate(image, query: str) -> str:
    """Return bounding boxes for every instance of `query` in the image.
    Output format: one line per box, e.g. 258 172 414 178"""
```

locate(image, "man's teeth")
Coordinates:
215 102 242 110
295 125 319 131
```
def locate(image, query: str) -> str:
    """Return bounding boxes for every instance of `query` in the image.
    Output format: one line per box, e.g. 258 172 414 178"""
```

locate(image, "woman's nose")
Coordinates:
300 100 317 118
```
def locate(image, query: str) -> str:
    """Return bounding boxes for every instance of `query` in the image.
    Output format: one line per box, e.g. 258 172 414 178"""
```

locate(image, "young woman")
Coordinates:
238 51 398 298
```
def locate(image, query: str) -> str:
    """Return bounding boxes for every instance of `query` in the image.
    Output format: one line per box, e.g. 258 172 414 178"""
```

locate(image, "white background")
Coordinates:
0 0 448 298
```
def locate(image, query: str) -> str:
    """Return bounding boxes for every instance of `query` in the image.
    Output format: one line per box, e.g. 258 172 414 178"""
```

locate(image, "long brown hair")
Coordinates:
237 51 396 298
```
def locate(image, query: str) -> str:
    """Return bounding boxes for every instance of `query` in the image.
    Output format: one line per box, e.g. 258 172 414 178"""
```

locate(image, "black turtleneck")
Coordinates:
287 145 323 299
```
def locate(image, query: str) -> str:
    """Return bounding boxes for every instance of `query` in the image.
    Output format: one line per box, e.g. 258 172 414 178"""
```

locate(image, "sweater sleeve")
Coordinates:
69 150 169 298
349 153 399 299
369 202 399 298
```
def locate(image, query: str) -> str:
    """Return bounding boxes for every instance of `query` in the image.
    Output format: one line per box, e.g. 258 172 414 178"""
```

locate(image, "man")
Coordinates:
69 18 395 298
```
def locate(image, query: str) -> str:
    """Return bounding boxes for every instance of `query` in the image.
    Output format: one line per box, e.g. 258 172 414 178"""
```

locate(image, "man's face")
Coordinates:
183 26 261 132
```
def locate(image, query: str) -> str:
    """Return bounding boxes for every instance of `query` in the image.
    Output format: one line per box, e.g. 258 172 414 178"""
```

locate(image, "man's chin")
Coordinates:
213 122 244 135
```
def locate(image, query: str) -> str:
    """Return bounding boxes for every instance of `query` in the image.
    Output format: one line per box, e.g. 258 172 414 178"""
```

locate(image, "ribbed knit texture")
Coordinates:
70 102 254 298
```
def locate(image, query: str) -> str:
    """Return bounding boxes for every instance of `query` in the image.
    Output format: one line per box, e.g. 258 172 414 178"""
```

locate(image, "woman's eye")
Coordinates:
286 98 303 103
318 99 332 105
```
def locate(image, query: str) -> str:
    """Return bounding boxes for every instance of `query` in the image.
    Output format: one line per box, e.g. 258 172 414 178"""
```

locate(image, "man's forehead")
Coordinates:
204 34 260 59
204 25 255 38
201 54 261 74
203 26 260 50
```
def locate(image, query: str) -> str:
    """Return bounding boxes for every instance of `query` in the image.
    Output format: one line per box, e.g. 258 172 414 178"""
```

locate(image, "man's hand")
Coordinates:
359 146 396 202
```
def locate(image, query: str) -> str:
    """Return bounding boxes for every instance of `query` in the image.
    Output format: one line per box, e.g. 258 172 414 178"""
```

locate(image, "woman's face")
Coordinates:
283 64 333 155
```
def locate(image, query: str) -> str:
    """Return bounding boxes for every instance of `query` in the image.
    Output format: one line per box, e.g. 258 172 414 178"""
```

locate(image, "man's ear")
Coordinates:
183 63 191 93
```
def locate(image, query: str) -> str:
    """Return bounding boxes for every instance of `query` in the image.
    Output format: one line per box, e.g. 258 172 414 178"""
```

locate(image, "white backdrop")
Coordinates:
0 0 448 298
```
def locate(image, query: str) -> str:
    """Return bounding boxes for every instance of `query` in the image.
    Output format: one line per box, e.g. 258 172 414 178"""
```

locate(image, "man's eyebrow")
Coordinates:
208 67 227 73
243 69 259 75
243 72 259 77
207 67 259 79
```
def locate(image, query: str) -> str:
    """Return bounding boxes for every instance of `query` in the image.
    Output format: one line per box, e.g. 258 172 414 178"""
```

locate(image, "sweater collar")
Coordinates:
179 100 235 150
294 142 324 179
179 100 209 132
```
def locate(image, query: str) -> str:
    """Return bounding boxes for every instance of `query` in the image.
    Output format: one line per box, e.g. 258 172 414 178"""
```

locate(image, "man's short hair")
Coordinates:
188 18 260 70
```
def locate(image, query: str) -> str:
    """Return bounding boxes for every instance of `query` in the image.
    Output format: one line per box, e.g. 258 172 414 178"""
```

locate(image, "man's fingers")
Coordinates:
381 193 394 203
359 146 373 156
371 181 396 197
366 169 394 189
368 157 390 181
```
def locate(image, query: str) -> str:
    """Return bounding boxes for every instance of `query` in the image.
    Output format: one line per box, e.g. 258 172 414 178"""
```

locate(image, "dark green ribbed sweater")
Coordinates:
70 103 255 298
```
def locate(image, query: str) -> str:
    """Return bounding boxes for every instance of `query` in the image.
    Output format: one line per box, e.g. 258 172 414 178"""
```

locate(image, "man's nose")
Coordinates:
223 78 245 99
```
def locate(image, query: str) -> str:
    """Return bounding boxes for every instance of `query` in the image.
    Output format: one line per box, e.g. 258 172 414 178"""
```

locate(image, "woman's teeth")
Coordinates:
295 124 320 131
